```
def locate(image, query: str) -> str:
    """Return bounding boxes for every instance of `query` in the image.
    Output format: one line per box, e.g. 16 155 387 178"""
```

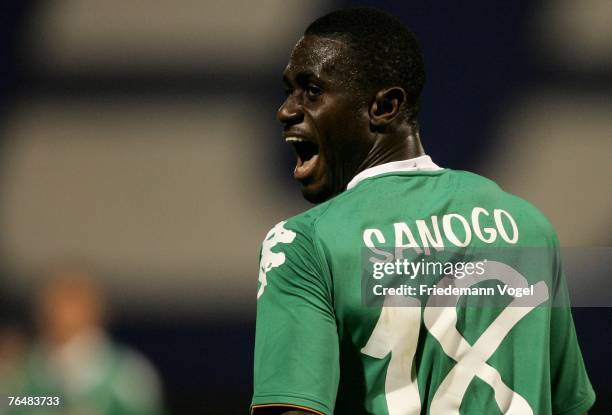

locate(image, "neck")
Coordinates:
356 123 425 173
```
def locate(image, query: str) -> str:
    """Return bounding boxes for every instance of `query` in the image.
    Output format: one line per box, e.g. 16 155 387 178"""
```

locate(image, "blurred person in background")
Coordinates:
5 267 163 415
0 324 28 406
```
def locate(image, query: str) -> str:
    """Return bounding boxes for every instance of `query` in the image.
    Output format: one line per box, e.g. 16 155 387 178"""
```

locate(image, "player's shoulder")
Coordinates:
257 204 334 296
455 170 558 242
261 187 368 251
261 201 333 247
279 184 376 235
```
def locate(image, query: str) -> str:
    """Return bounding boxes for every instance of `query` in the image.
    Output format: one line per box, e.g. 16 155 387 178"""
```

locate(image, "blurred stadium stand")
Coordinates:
1 0 610 413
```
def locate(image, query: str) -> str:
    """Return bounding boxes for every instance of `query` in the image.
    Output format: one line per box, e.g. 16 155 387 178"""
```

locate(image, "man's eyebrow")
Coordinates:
282 69 325 87
295 70 319 81
296 70 322 84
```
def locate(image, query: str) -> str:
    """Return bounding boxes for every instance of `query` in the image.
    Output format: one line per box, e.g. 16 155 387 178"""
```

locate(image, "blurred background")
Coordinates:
0 0 610 413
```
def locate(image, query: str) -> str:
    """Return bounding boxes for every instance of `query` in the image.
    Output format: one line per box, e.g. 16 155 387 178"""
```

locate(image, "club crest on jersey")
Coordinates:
257 221 297 299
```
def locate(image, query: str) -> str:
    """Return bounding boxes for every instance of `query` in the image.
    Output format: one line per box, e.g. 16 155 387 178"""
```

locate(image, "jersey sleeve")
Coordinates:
251 220 339 415
549 245 595 415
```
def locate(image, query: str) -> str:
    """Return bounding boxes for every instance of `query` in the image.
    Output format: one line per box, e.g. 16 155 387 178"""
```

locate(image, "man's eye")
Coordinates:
306 85 322 97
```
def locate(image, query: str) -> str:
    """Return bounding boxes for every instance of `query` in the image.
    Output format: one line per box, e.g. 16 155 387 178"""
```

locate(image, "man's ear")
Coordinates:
369 87 406 127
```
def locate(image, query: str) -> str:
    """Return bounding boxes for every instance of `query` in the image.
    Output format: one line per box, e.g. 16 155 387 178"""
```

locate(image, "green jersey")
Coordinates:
251 156 594 415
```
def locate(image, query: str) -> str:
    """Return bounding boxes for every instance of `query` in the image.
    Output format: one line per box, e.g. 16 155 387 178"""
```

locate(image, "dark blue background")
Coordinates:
1 1 610 413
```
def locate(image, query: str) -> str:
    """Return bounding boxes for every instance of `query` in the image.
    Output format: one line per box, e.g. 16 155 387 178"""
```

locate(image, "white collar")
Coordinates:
346 155 442 190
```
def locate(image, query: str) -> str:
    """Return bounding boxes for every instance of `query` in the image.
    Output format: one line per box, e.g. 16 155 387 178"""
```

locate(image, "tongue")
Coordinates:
294 154 319 180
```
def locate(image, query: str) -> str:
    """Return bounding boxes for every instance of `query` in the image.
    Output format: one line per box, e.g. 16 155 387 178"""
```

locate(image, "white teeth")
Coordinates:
285 136 306 143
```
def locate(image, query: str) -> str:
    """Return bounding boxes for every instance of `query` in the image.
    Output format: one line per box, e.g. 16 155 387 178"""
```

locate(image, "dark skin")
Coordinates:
261 35 589 415
254 34 422 415
278 35 423 204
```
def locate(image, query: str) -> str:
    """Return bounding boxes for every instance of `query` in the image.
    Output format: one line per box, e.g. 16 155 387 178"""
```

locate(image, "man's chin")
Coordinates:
300 183 333 204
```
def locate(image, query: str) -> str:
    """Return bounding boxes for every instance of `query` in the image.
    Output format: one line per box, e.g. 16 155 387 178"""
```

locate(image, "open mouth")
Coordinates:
285 137 320 181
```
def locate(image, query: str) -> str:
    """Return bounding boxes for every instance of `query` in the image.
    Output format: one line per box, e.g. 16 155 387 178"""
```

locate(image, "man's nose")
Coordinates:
277 94 303 125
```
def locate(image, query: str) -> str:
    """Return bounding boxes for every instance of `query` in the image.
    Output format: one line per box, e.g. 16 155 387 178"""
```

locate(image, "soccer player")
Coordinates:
251 8 595 415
